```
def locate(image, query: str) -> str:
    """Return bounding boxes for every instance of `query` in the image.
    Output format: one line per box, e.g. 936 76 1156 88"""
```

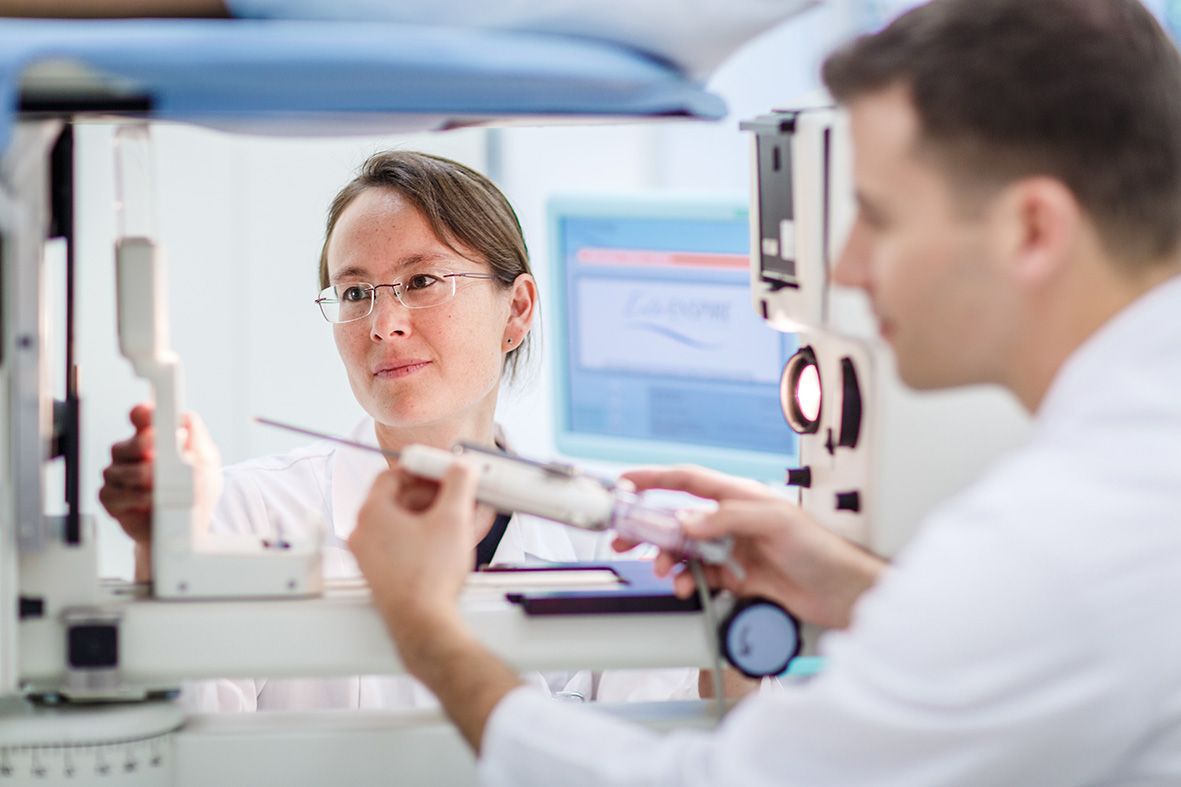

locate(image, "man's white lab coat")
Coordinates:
480 277 1181 787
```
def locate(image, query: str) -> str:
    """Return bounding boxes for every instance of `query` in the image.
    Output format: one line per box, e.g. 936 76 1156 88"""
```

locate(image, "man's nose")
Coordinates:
370 286 411 339
831 219 870 290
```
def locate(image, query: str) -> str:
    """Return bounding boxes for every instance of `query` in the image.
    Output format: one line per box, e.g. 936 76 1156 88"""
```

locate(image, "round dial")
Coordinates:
719 597 801 679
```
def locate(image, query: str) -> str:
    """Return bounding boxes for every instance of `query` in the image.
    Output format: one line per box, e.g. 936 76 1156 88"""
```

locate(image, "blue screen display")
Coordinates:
554 203 798 474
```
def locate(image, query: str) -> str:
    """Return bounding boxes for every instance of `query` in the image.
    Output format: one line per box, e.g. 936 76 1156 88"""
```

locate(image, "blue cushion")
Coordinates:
0 18 726 154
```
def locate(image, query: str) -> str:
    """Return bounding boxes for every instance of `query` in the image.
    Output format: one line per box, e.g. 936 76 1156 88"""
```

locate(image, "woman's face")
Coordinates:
326 187 533 433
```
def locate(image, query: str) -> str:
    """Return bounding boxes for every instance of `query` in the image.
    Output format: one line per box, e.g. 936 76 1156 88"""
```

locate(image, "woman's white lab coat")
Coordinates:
185 418 698 711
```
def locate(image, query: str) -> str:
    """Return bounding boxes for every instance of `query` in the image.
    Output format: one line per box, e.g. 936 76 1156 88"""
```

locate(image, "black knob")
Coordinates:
785 467 812 488
837 358 863 449
834 491 861 513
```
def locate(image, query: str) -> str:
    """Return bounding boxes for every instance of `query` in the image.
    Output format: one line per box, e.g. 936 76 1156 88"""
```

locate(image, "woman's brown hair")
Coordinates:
319 150 534 380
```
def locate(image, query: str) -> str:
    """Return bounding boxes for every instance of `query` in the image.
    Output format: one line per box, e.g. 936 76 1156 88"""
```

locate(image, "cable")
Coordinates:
689 558 727 720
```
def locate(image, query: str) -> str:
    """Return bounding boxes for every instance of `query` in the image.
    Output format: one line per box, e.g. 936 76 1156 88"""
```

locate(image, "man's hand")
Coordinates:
349 462 483 647
621 466 886 630
349 461 524 753
98 403 222 581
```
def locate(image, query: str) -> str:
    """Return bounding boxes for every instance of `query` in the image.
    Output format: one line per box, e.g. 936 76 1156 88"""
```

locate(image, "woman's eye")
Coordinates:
341 285 370 303
405 273 442 291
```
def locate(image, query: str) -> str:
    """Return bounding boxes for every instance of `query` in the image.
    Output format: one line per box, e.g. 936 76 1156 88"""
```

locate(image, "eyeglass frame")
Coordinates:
314 271 499 324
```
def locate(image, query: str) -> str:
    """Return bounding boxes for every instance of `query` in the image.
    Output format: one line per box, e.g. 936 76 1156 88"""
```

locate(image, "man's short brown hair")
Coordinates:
823 0 1181 266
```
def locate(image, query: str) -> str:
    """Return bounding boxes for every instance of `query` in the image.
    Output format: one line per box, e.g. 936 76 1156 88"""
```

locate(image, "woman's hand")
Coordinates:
98 403 222 581
98 404 157 547
621 465 887 630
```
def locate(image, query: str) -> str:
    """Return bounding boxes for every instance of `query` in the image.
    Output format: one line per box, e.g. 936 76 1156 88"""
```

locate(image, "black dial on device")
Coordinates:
719 597 801 679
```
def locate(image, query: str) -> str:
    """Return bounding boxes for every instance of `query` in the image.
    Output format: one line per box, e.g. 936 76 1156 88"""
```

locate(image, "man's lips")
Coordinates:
372 360 431 378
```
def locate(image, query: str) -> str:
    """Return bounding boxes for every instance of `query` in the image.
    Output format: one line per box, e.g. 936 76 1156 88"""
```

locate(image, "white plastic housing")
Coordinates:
747 108 1031 554
400 444 616 530
115 237 322 599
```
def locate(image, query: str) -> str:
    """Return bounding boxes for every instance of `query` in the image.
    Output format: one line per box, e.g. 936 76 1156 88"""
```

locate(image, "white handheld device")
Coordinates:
257 418 734 565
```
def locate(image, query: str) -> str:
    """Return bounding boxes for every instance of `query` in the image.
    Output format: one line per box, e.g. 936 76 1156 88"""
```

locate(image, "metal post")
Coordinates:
0 120 61 693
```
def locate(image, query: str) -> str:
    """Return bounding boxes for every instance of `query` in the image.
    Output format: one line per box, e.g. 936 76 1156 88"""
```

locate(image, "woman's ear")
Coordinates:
504 273 537 343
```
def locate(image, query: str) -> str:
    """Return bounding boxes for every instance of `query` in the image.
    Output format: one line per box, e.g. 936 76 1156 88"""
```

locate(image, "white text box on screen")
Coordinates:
575 278 781 382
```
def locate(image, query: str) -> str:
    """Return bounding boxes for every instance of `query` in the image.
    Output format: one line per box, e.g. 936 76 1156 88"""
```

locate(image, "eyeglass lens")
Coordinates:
317 271 457 323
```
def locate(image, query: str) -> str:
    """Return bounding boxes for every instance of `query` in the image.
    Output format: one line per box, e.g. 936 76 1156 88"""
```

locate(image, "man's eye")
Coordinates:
341 285 370 302
405 273 443 291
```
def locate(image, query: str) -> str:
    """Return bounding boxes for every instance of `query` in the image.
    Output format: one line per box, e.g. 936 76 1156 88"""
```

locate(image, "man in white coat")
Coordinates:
348 0 1181 784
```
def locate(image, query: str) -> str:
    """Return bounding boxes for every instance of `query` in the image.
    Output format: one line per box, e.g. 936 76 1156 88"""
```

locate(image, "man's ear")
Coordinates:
996 176 1081 288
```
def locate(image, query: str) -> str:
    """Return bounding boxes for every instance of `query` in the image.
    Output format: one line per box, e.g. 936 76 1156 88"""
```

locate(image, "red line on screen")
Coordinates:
576 248 749 269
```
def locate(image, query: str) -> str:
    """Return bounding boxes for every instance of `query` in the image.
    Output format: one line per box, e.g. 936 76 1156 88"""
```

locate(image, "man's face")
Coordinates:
833 85 1014 390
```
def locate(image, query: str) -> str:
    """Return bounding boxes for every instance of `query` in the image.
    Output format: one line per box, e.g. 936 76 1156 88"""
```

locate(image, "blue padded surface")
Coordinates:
0 18 726 153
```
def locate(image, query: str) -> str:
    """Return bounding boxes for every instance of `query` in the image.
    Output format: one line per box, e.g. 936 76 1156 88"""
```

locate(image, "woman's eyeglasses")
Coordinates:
315 270 496 324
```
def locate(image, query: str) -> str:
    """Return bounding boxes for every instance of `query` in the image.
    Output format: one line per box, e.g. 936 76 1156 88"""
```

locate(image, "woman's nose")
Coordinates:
369 287 411 339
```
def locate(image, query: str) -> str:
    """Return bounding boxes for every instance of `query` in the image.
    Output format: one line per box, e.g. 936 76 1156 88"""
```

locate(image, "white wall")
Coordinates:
78 125 490 578
77 6 844 579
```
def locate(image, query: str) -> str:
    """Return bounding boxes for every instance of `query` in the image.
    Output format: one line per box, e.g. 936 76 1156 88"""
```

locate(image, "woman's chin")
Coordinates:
368 403 447 431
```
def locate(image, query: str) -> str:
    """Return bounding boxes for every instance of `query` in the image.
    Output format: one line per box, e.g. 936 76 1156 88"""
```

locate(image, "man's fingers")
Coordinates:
621 465 771 502
430 460 479 517
369 468 405 501
679 500 796 542
672 571 697 599
669 563 735 599
652 550 680 577
396 473 441 513
611 536 641 553
352 470 403 553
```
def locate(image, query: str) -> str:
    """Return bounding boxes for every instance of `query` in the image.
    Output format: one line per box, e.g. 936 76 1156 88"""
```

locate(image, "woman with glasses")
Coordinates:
99 150 698 710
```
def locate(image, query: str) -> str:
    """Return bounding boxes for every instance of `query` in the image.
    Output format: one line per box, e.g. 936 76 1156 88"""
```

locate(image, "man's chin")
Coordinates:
894 355 947 392
896 360 978 393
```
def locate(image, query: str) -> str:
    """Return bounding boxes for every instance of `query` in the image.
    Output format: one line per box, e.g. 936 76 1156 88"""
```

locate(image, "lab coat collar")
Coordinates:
492 512 581 564
1037 273 1181 428
327 417 387 546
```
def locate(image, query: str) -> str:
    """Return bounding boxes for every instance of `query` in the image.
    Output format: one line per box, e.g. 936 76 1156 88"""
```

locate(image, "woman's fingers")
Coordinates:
110 429 153 462
180 410 219 463
102 461 153 491
98 485 152 514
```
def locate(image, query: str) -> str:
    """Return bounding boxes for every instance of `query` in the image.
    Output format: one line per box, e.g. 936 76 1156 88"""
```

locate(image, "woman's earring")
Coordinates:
505 337 514 346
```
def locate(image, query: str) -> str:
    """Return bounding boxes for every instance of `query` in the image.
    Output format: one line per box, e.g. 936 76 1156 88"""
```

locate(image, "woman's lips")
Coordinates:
373 360 431 379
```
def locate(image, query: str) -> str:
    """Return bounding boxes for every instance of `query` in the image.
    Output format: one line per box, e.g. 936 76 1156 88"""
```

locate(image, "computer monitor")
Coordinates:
548 195 798 482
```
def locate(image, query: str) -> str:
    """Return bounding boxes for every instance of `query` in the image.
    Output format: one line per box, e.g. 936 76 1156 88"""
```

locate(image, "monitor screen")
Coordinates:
549 196 798 481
